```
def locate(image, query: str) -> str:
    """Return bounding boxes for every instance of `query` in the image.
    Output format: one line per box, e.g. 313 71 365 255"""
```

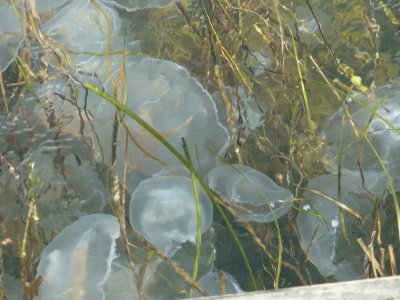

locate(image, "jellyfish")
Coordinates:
142 228 217 299
292 6 334 46
103 269 139 300
17 136 107 240
206 164 293 223
100 0 176 12
129 175 213 257
34 0 72 14
35 214 120 300
0 1 25 72
39 0 122 74
297 174 374 281
35 56 229 183
90 57 230 177
323 81 400 193
192 271 242 297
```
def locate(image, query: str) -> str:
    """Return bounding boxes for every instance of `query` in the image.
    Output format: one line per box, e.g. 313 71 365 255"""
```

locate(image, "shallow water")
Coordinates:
1 0 400 298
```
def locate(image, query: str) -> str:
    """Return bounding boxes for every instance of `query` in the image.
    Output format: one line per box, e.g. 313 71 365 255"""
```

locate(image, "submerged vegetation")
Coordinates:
0 0 400 299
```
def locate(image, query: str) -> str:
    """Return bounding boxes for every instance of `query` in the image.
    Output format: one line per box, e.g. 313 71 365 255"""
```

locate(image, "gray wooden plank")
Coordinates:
192 276 400 300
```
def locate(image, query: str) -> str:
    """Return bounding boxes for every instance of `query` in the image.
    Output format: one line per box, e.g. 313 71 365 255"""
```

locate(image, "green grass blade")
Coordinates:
288 26 315 136
337 113 350 244
182 137 202 298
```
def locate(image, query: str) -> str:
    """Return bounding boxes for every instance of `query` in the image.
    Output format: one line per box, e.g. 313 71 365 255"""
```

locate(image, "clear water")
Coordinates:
1 0 400 298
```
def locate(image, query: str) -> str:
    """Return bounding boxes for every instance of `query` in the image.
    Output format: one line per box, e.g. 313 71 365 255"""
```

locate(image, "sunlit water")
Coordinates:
0 0 400 299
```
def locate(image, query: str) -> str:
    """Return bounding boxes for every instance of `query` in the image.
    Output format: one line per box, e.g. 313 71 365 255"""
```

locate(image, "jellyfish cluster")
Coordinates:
5 0 395 298
0 0 296 299
297 81 400 281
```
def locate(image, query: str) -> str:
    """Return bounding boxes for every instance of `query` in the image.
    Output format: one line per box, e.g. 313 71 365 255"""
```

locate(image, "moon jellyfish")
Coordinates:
143 227 216 299
35 214 120 300
101 0 176 12
292 6 333 46
206 164 293 223
34 0 72 14
40 0 122 74
193 271 242 297
91 57 230 176
129 176 213 257
297 174 374 281
0 1 25 72
17 135 107 240
323 81 400 193
104 269 139 300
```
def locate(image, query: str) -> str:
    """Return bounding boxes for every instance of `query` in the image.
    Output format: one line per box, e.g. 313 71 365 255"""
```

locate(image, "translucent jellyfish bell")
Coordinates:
92 57 230 176
323 81 400 193
297 174 373 281
17 136 107 240
34 0 72 14
292 6 333 45
0 1 25 72
192 271 242 297
100 0 176 12
40 0 122 73
35 214 120 300
206 164 293 223
129 176 213 257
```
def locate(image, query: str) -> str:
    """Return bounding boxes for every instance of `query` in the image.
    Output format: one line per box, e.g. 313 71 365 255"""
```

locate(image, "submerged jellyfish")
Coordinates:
292 6 333 45
38 57 229 180
129 176 213 257
35 214 120 300
91 57 230 177
104 269 139 300
193 271 242 297
323 81 400 193
143 227 216 299
297 174 374 281
0 1 25 72
34 0 72 14
206 164 293 223
40 0 122 74
100 0 176 12
17 136 107 240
